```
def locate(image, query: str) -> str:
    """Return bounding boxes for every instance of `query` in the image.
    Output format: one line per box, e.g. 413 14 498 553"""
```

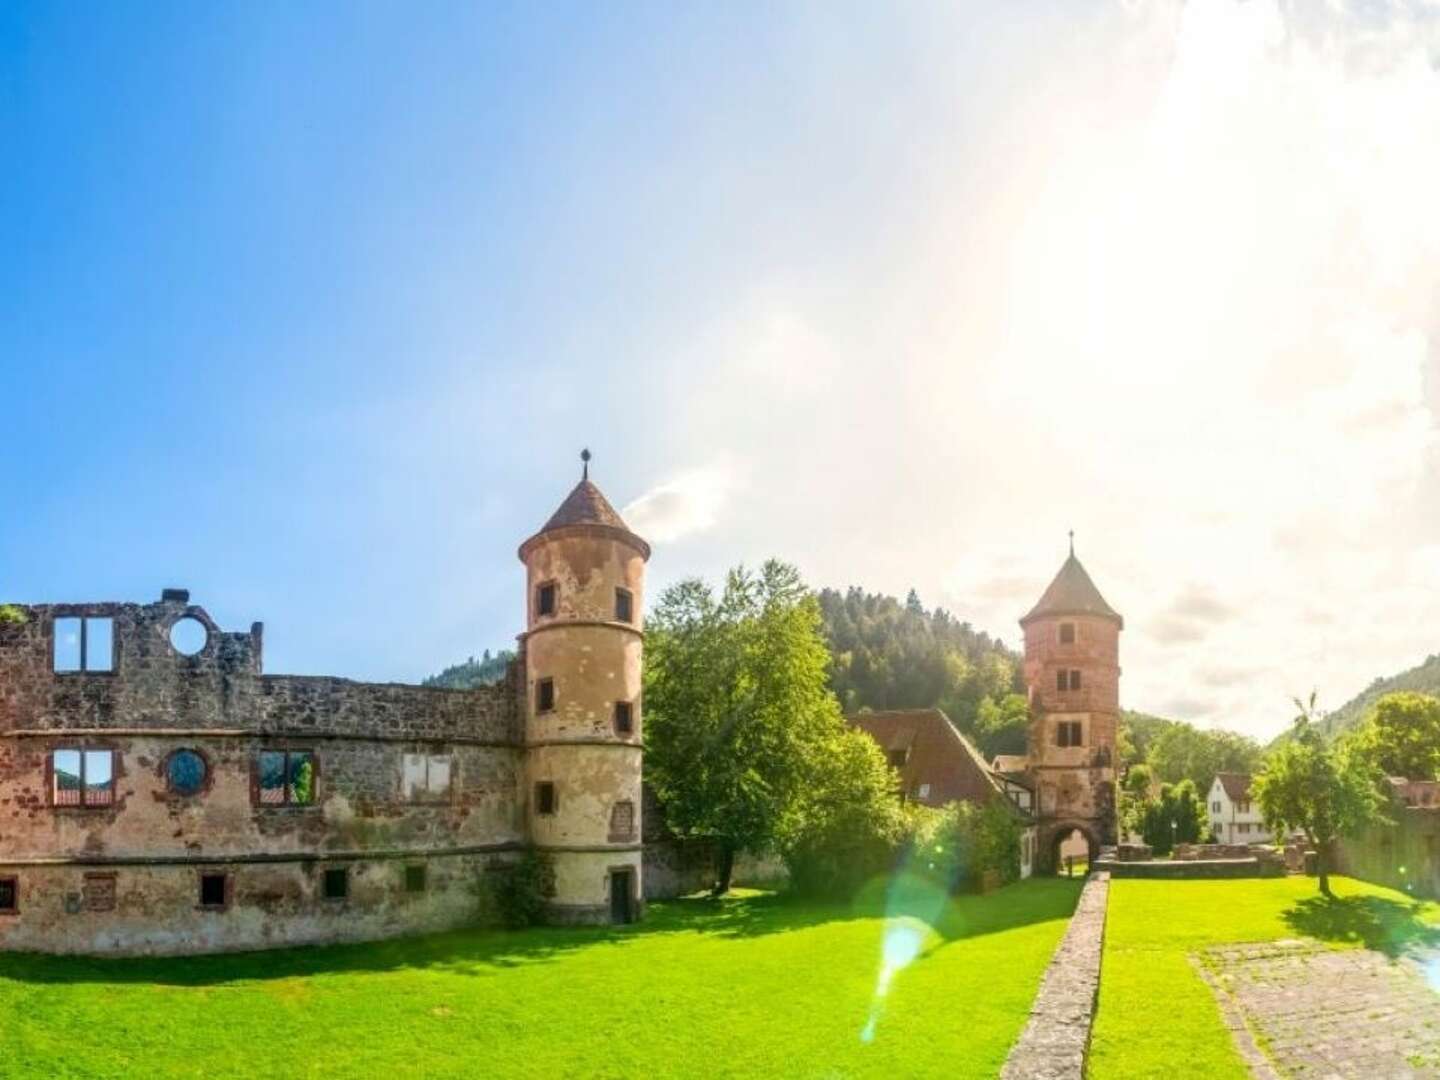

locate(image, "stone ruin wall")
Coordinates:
0 594 527 955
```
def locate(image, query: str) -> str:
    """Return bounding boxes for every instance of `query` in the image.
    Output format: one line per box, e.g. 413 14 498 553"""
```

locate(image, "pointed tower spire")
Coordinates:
581 447 591 481
1069 529 1075 557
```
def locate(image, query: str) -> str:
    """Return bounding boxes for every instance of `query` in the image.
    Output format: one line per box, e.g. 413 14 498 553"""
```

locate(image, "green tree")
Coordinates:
777 726 906 897
1348 692 1440 781
645 561 850 895
1136 779 1205 855
1148 724 1262 797
974 693 1030 758
1253 695 1385 896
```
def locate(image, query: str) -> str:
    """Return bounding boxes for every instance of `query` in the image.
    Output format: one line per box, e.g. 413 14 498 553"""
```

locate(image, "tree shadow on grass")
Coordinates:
0 879 1085 989
1282 894 1440 959
0 892 861 988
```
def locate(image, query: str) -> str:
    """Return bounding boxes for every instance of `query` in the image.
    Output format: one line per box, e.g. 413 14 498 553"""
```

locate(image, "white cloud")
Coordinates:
622 463 739 545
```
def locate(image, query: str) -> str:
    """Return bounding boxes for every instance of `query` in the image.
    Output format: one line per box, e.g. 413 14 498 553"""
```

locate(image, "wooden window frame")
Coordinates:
536 677 555 714
535 581 557 618
0 875 17 915
48 747 118 809
197 871 230 911
614 587 634 624
535 781 557 816
251 748 320 808
1056 720 1084 748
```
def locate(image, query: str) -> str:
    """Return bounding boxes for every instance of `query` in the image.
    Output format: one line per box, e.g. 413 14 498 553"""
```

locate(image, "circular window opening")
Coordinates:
166 749 208 796
170 617 208 656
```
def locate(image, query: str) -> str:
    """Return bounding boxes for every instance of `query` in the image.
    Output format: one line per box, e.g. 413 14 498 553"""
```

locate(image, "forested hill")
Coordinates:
1308 653 1440 742
816 587 1029 757
423 649 515 689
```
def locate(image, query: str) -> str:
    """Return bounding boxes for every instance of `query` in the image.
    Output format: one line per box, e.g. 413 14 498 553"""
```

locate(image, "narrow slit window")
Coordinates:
614 588 634 624
0 877 16 914
535 781 557 816
536 678 555 713
614 701 634 736
536 582 556 617
1070 669 1082 690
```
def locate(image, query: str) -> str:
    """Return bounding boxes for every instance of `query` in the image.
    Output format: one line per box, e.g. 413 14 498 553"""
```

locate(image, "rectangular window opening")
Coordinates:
0 877 16 914
323 867 349 901
1056 669 1067 692
1059 622 1075 644
257 750 317 806
402 753 452 799
405 865 427 893
1070 669 1082 691
614 588 634 624
199 873 227 909
53 616 115 674
609 800 636 841
536 781 557 816
536 582 556 618
613 701 634 736
536 678 555 713
51 748 116 807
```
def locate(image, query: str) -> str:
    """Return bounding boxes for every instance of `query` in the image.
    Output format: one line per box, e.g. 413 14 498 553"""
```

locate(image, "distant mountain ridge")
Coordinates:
1312 653 1440 741
423 650 514 690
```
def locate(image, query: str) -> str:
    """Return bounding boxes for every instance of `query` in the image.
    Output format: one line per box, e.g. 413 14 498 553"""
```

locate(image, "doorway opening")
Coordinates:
608 868 635 924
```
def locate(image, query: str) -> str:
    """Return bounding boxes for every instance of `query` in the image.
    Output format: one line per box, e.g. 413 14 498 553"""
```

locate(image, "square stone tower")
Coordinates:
1020 539 1122 871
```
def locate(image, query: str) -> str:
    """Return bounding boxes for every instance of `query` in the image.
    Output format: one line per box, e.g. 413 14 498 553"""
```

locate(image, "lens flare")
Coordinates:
860 868 955 1044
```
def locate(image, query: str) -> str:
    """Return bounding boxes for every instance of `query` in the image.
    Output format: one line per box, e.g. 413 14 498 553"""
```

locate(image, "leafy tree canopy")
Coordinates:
1347 691 1440 781
646 561 884 893
1253 695 1385 895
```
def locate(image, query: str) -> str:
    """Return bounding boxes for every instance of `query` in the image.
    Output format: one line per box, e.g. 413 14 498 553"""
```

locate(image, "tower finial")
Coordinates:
580 447 591 481
1069 529 1075 557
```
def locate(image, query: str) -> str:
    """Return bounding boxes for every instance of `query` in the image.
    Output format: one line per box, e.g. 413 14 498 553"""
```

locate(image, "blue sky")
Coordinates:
4 2 1439 737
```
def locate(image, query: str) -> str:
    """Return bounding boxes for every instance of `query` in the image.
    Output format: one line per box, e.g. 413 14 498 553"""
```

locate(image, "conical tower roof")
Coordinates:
541 479 630 532
519 453 651 561
1020 549 1122 627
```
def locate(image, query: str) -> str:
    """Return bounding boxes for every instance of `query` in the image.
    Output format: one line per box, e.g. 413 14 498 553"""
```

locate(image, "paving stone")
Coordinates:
1001 873 1109 1080
1197 939 1440 1079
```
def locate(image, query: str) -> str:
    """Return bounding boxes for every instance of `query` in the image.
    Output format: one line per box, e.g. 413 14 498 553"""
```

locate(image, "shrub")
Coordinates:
479 849 555 928
917 800 1021 892
779 728 908 898
0 604 26 626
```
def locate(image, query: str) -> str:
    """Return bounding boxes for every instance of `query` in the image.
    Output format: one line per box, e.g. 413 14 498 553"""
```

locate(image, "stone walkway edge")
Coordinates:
1000 871 1110 1080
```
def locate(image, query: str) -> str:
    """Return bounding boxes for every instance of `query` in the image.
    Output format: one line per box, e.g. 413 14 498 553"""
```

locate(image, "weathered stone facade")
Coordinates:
1020 547 1122 871
0 469 648 954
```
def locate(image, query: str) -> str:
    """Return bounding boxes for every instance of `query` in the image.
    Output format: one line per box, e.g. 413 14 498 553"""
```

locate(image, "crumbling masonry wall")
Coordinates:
0 595 526 955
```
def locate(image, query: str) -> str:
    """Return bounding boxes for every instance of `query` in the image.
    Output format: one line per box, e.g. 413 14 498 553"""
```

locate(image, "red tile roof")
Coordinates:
848 707 1024 815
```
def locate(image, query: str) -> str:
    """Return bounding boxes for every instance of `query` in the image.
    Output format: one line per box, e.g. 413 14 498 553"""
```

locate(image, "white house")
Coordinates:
1208 772 1273 844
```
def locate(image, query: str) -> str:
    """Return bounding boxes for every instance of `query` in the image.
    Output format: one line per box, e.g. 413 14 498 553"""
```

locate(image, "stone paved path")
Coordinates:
1201 940 1440 1078
1001 872 1109 1080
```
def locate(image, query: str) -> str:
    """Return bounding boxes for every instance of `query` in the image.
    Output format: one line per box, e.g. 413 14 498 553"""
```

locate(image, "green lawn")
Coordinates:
1089 876 1440 1079
0 878 1081 1079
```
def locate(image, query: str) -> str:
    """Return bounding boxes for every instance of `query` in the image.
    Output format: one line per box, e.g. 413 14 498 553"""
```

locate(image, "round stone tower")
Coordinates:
517 453 649 924
1020 536 1123 872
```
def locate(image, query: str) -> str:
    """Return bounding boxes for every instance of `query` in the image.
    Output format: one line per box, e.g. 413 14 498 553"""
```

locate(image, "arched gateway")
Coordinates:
1019 537 1122 875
